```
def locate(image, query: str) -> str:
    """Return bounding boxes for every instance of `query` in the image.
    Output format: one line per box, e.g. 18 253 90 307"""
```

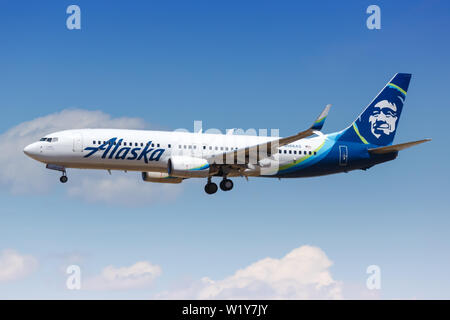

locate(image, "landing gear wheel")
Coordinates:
60 175 68 183
220 179 233 191
205 182 218 194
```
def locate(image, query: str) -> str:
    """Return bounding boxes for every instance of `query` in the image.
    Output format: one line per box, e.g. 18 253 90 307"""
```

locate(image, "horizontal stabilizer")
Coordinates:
368 139 431 154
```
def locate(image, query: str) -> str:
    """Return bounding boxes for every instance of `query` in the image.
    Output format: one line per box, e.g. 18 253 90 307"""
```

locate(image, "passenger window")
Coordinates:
203 146 206 150
168 144 171 148
157 144 160 147
289 150 292 154
294 151 297 154
309 151 312 155
209 146 212 150
314 152 317 155
284 150 287 154
93 141 96 144
279 150 282 154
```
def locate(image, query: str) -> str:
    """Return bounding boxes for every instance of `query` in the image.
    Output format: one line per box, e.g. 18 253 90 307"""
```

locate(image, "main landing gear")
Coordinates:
204 177 233 194
220 178 233 191
204 177 218 194
204 181 218 194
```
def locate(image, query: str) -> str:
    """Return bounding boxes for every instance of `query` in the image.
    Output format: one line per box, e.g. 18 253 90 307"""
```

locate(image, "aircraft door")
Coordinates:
73 134 83 152
339 145 348 166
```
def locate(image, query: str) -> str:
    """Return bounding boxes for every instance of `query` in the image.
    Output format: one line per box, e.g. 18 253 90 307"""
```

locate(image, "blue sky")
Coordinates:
0 0 449 299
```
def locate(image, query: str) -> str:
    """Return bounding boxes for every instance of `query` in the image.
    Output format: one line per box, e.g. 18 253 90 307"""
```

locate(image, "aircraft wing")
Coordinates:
207 104 331 166
368 138 431 154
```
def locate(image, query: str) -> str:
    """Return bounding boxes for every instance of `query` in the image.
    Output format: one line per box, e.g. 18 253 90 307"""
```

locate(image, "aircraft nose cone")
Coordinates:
23 144 32 155
23 143 38 157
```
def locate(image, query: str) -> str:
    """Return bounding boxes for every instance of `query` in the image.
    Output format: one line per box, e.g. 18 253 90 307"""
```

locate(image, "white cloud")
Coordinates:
0 109 182 204
157 245 343 299
84 261 162 290
0 249 38 282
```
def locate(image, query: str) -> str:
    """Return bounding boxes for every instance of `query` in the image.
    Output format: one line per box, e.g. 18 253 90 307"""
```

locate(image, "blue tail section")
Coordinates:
339 73 411 146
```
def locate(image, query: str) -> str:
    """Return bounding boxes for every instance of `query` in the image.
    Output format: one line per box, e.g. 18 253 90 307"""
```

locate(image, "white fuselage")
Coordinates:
23 128 325 177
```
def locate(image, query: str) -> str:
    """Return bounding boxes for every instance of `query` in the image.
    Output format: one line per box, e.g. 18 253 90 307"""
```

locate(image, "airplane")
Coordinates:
23 73 430 194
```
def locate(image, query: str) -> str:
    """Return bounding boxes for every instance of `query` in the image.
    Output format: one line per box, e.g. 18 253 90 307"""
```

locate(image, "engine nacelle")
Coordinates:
168 156 210 178
141 172 183 184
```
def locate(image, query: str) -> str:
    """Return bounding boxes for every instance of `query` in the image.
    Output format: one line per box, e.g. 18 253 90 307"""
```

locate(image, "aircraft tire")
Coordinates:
220 179 233 191
205 182 218 194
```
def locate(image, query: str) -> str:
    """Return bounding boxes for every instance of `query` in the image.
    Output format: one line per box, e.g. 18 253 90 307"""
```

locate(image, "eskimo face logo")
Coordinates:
368 100 398 138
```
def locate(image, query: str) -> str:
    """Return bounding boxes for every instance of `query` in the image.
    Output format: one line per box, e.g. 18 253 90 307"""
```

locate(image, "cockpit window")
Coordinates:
40 137 58 142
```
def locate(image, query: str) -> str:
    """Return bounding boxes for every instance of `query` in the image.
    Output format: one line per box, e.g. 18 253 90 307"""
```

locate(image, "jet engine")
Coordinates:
141 172 183 184
168 156 210 178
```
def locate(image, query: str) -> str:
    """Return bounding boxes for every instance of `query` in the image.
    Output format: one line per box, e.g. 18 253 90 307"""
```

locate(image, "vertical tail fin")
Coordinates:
339 73 411 146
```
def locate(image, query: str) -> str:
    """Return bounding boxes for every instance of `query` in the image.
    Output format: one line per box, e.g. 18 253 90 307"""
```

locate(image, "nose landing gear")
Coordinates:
60 172 68 183
46 164 68 184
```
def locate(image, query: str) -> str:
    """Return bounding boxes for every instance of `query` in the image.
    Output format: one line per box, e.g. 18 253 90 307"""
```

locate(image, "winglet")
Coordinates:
311 104 331 130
